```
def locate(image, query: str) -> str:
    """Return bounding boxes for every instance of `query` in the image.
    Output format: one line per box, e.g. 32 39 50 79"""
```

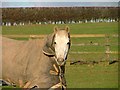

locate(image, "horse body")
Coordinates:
2 26 70 89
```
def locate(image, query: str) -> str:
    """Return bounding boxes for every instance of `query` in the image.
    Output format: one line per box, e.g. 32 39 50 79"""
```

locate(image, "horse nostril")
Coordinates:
57 58 64 65
58 58 64 62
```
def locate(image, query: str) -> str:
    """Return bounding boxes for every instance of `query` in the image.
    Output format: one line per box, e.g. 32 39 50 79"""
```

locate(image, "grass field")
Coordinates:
65 63 118 88
2 22 118 35
2 22 119 88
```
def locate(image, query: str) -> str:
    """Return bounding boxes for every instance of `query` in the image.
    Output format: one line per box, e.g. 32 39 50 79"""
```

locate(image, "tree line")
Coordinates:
2 7 119 25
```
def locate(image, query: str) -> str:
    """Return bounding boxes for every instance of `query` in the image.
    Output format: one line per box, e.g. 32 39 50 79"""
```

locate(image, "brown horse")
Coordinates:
2 26 71 90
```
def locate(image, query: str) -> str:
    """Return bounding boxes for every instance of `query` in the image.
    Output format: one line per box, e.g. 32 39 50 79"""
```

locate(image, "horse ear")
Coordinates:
42 34 55 56
54 26 58 33
65 26 70 33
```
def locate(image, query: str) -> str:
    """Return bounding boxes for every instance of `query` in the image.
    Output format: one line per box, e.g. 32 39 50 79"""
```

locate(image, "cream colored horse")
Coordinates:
2 26 71 90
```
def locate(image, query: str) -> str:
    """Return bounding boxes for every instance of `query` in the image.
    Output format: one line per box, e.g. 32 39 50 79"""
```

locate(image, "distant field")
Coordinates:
2 22 118 35
2 22 119 88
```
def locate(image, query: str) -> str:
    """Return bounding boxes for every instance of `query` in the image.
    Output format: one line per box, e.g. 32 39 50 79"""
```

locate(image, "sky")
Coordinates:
0 0 119 8
1 0 120 2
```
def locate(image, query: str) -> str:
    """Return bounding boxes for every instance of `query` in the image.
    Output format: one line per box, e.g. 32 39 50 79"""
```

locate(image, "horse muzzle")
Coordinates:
57 58 65 66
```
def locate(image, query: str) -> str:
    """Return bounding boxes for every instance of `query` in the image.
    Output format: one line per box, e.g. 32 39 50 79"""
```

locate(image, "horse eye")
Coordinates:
54 42 56 44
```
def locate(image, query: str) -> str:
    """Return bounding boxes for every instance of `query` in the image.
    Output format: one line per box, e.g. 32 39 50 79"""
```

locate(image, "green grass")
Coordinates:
71 37 105 44
70 45 105 52
68 53 118 62
69 22 118 34
71 37 118 45
65 63 118 88
1 86 15 89
2 22 118 35
70 45 118 52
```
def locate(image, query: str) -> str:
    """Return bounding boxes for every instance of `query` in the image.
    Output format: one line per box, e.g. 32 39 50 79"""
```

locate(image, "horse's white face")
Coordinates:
54 29 70 66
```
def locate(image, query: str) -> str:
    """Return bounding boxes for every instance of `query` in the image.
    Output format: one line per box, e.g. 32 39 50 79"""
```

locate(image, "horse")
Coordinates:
2 26 71 90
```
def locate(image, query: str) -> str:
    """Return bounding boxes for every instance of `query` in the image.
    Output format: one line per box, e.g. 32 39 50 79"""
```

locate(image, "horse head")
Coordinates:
43 26 71 66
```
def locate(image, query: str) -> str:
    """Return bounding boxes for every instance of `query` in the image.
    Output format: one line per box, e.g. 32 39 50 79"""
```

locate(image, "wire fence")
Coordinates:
68 34 118 65
3 34 119 65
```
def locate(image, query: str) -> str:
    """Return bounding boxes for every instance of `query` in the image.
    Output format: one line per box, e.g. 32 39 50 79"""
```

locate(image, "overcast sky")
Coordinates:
1 0 120 2
1 0 119 8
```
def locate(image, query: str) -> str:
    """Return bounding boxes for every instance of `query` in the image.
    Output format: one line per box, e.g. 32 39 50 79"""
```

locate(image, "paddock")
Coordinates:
1 22 118 88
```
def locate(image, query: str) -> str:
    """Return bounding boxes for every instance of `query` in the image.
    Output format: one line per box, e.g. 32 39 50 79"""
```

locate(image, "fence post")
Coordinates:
105 34 110 65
